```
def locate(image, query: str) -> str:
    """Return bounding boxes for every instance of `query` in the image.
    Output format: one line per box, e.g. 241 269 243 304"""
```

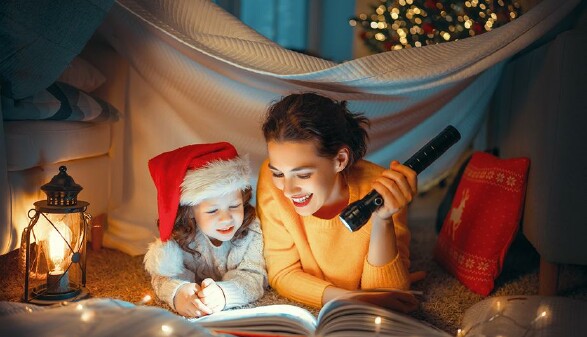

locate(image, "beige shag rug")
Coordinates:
2 187 586 335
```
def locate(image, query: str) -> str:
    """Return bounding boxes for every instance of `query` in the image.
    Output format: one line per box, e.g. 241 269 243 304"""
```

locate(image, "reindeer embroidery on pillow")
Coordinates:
448 189 469 241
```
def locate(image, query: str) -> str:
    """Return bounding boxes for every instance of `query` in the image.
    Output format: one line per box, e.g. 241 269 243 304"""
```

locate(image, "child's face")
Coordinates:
192 190 244 245
267 140 346 217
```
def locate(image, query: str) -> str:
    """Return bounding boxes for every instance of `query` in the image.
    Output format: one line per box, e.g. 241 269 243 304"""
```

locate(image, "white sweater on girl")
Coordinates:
143 220 267 311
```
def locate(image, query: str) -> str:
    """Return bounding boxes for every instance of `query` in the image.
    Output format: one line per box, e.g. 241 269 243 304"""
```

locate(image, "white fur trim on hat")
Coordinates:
180 154 250 206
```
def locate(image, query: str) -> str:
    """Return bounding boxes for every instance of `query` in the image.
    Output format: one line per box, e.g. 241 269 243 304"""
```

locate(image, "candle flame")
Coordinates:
46 220 72 273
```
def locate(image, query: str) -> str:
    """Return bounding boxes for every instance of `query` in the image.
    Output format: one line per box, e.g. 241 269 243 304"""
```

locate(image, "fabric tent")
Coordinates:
0 0 581 256
97 0 580 255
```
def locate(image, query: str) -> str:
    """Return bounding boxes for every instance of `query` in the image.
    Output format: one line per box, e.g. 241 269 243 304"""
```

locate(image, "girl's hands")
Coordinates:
197 278 226 314
173 283 213 318
372 161 417 221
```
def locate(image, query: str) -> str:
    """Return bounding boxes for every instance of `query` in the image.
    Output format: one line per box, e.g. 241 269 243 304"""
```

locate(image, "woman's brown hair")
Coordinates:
262 92 370 175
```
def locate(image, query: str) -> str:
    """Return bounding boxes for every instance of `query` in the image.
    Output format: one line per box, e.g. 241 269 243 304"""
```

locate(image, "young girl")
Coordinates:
257 93 421 311
144 142 267 318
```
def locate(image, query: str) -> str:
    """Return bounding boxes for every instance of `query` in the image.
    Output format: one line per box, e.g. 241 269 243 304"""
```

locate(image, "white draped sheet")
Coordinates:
96 0 580 255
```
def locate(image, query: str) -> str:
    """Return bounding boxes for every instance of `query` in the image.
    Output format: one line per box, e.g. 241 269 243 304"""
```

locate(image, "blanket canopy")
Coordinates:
1 0 581 255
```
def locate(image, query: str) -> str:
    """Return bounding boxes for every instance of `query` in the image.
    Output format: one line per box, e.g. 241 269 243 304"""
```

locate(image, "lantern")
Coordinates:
22 166 91 305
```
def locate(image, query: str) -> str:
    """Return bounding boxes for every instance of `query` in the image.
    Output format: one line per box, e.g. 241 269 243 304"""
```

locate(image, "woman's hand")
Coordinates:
372 161 417 221
367 160 417 266
197 278 226 314
325 286 420 313
351 290 420 313
173 283 213 318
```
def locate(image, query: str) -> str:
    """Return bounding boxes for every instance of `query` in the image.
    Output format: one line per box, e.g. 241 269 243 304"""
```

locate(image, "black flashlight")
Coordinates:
339 125 461 232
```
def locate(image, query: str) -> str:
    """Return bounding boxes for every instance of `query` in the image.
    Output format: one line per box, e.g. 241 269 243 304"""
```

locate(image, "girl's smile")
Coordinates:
216 225 235 235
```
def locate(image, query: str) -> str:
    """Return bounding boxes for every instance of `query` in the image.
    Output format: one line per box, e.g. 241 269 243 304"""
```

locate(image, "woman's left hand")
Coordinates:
371 161 417 221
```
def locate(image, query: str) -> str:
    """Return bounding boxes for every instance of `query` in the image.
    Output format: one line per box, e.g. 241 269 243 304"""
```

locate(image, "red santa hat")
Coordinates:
148 142 251 242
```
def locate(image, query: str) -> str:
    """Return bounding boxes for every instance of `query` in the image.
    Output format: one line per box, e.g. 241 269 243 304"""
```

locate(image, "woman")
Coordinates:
256 92 421 311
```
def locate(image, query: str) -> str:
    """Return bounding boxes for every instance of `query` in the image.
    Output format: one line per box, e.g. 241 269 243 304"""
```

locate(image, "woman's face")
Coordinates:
267 140 348 217
192 190 244 245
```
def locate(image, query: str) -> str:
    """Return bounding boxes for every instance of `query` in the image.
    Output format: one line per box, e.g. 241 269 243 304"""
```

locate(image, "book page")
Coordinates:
460 295 587 337
191 304 317 336
317 299 451 337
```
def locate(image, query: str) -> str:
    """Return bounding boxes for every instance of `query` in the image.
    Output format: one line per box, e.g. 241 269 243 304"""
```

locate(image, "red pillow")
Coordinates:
434 151 530 296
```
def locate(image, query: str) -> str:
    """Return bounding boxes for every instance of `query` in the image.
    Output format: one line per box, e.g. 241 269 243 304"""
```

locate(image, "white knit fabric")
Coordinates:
96 0 581 255
143 220 268 311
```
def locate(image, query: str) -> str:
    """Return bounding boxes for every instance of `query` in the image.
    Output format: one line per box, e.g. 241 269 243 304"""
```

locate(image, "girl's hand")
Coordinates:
197 278 226 313
173 283 213 318
371 161 417 221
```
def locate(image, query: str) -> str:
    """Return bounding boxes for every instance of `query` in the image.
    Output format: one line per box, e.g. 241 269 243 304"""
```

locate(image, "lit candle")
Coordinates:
45 220 72 294
48 225 67 274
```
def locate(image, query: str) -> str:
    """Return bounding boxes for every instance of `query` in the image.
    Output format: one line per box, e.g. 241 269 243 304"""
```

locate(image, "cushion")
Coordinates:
0 0 115 99
434 151 530 296
58 56 107 92
4 121 112 171
1 81 119 123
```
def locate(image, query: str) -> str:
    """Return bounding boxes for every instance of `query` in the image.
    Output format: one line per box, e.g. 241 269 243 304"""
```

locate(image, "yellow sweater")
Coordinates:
256 158 411 308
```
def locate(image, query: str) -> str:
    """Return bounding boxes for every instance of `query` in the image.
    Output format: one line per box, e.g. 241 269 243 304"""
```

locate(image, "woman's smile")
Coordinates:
291 193 313 207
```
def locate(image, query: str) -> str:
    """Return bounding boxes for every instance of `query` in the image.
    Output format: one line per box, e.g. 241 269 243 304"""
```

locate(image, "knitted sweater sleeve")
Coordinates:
356 161 411 290
360 207 411 290
256 160 331 308
216 221 268 309
143 239 191 311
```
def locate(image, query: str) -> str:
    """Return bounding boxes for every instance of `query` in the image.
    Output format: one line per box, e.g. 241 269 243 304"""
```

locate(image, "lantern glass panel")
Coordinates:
36 213 82 277
24 210 89 304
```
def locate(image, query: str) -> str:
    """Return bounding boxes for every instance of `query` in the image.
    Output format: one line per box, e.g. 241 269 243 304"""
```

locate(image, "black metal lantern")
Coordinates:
22 166 91 305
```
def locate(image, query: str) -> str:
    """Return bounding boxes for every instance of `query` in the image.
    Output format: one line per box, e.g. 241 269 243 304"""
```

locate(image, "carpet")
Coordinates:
2 186 586 335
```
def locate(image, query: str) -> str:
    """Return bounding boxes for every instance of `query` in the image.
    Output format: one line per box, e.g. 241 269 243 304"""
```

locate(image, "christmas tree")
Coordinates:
350 0 523 53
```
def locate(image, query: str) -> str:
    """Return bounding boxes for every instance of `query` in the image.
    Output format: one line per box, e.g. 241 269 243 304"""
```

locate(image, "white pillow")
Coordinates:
57 56 106 92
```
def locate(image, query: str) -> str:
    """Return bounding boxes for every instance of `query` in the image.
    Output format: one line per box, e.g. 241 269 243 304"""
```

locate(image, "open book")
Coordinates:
193 290 449 337
192 294 587 337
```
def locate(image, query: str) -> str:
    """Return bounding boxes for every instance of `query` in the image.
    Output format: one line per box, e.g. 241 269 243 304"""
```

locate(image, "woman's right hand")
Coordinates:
372 161 417 222
173 283 213 317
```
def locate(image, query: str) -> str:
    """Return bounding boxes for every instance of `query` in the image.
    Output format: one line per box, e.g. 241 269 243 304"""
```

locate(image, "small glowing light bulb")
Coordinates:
81 310 95 322
374 316 382 336
140 294 152 304
161 324 174 336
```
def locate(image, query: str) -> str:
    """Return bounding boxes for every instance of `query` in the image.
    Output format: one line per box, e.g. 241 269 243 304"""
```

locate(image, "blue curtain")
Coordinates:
214 0 354 62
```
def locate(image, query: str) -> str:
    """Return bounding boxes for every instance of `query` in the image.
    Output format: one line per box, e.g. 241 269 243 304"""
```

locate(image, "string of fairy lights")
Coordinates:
18 295 554 336
456 298 551 337
350 0 522 53
376 298 551 337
